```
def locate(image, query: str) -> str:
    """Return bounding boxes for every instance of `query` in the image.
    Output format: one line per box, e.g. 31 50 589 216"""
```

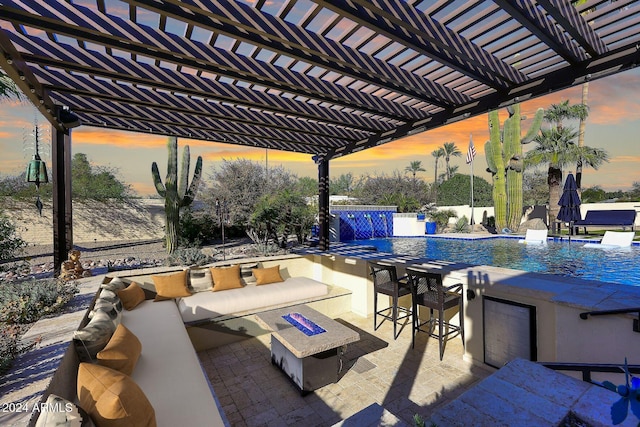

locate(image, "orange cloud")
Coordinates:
131 182 157 196
610 155 640 163
73 128 166 148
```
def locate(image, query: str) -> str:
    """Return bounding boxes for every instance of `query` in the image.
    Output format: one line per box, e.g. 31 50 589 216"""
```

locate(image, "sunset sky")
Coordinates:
1 68 639 197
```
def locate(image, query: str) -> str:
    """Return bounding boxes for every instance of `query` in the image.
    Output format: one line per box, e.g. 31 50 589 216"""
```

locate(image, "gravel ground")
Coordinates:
0 237 269 282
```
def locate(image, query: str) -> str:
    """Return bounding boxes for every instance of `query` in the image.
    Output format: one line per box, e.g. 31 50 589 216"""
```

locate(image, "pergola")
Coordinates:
1 0 639 271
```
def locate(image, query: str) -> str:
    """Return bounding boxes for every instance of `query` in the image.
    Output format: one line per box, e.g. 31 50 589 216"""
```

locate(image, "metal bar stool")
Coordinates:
368 261 412 340
406 267 464 360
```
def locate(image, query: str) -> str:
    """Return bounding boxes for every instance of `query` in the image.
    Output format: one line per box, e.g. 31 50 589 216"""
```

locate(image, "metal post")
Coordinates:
215 198 226 260
52 127 73 276
317 157 330 251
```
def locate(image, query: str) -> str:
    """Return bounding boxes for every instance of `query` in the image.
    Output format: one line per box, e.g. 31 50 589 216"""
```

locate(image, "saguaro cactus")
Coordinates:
152 136 202 253
485 104 543 231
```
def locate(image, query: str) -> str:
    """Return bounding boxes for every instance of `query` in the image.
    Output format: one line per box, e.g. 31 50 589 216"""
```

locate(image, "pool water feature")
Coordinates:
346 237 640 287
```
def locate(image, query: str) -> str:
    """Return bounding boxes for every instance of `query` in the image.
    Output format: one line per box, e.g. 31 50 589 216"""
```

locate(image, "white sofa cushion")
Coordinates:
121 300 226 427
176 277 329 323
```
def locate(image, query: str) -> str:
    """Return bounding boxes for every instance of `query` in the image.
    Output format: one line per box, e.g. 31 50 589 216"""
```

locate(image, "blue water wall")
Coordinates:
330 206 397 241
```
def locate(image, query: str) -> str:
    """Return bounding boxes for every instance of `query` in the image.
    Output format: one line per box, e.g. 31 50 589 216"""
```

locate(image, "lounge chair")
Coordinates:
518 229 548 245
583 231 635 249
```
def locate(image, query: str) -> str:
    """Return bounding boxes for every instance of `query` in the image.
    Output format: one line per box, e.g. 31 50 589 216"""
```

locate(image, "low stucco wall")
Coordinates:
2 198 165 245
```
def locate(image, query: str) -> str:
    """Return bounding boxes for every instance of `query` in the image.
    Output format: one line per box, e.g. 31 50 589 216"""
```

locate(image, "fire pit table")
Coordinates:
255 304 360 394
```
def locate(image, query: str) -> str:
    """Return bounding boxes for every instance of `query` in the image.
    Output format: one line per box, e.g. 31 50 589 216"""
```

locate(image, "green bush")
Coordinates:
0 212 25 262
0 278 78 324
0 278 78 375
430 209 457 230
0 324 33 375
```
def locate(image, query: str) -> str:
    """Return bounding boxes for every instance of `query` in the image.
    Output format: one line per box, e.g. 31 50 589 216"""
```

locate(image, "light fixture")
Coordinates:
57 107 81 129
25 125 48 216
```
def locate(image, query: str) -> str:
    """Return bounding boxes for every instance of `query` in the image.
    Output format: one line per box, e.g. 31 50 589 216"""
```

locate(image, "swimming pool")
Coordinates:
345 237 640 286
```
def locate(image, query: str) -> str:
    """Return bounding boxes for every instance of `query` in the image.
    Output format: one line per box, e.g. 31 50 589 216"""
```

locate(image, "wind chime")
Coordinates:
24 122 48 216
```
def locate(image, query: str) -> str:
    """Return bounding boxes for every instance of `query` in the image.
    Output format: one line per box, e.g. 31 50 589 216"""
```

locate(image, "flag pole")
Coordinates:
469 134 475 226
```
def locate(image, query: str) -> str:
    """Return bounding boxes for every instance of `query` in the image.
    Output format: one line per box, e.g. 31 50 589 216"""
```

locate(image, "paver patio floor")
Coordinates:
198 311 493 426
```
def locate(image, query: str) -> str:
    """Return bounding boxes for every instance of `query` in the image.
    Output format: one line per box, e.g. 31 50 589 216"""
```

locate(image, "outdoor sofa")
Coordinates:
32 258 348 427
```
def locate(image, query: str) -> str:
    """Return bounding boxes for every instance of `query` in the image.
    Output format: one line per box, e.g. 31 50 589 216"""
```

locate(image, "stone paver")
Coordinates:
199 311 491 426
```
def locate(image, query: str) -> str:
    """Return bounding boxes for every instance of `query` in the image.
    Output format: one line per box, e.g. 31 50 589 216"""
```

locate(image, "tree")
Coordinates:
352 171 431 212
204 158 297 227
629 182 640 201
0 70 22 100
0 172 51 199
442 142 461 180
404 160 426 181
581 186 607 203
73 153 131 200
437 174 492 206
296 176 318 198
249 188 315 251
431 148 444 202
330 173 354 195
576 82 589 193
525 100 608 226
522 170 549 206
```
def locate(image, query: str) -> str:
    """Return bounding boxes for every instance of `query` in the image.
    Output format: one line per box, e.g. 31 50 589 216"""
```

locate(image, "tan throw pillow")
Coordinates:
117 282 146 310
77 363 156 427
253 265 284 285
97 324 142 376
188 267 213 293
152 270 190 300
210 265 243 291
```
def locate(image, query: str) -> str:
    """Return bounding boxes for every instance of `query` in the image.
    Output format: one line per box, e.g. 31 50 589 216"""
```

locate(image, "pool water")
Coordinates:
346 237 640 287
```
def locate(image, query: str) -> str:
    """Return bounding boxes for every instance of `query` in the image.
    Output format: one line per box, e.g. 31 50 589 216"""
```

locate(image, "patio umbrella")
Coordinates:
557 173 582 235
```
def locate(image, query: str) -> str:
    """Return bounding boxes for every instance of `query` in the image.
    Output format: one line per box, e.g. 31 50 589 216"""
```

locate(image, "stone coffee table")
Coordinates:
255 304 360 394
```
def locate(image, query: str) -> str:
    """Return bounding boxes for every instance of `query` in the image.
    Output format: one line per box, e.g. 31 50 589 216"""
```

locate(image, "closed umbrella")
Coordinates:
557 173 582 235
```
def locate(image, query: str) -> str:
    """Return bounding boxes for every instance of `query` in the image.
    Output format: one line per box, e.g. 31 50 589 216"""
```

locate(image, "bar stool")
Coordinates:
406 267 464 360
368 261 412 339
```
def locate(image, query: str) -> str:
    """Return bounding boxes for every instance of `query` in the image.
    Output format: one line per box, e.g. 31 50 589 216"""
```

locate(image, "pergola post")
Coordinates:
317 157 330 251
52 126 73 276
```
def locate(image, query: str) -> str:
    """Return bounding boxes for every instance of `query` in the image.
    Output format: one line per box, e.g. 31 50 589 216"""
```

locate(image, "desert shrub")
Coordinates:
178 209 220 247
0 278 77 374
0 278 78 324
454 216 470 233
165 247 210 267
0 324 33 375
430 209 457 230
0 211 25 262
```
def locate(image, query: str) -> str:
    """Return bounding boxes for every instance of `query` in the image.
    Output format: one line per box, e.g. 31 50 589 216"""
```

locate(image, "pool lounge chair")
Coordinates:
583 231 635 249
518 229 548 245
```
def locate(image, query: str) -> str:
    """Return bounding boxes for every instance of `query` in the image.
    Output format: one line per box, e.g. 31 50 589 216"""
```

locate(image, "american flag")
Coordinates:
466 135 476 164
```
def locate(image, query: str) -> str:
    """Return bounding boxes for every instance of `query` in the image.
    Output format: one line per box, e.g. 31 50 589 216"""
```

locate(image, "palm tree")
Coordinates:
404 160 426 181
442 142 461 180
544 100 588 130
525 101 607 228
431 148 444 203
576 82 589 193
0 70 22 100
